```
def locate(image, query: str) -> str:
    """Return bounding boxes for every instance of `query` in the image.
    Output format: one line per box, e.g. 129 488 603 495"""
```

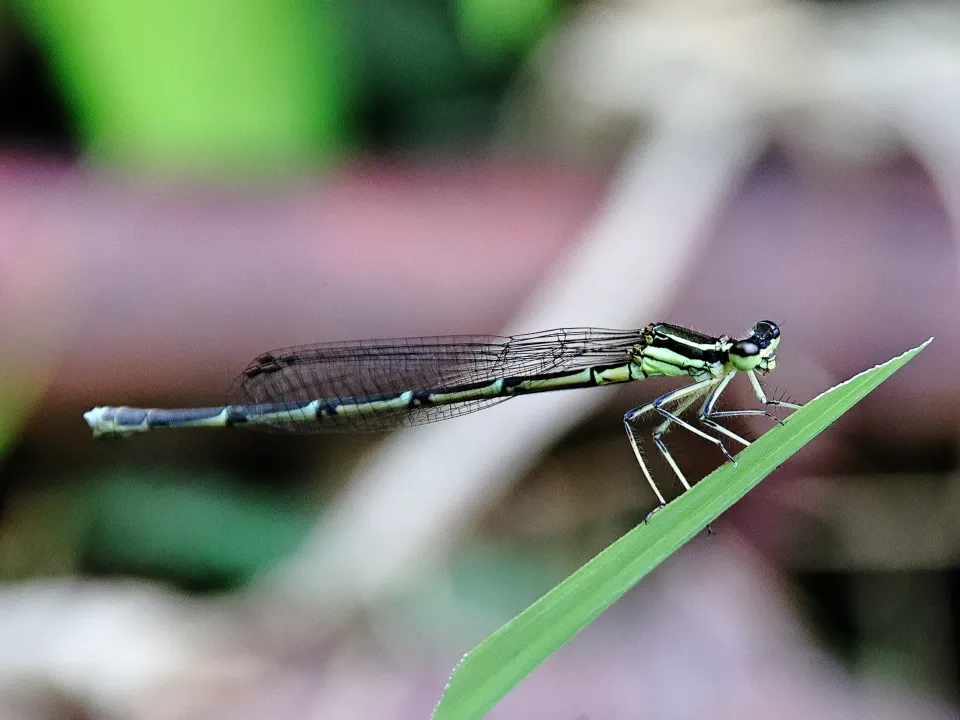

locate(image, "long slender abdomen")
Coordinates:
85 361 639 436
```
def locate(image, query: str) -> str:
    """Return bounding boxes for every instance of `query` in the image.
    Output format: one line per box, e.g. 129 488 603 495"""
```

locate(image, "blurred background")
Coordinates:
1 0 959 717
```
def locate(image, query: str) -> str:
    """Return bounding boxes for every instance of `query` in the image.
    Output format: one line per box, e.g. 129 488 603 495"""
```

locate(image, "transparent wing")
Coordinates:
227 328 639 432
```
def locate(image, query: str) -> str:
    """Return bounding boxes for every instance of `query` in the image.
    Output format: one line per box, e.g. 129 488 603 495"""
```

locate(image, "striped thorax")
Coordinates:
633 320 782 381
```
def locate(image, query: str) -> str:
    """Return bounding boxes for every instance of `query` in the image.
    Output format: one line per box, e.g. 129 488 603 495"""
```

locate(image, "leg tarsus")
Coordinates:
643 504 665 524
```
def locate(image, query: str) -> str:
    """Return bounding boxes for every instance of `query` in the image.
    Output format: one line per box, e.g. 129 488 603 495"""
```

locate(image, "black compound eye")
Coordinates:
755 320 780 339
732 340 760 358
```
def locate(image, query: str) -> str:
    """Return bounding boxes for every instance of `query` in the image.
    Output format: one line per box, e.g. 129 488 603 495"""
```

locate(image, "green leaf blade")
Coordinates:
433 338 932 720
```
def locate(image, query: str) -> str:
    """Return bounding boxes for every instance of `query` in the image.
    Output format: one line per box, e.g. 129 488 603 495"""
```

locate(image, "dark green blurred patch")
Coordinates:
342 0 561 151
455 0 559 69
0 471 315 591
800 570 960 699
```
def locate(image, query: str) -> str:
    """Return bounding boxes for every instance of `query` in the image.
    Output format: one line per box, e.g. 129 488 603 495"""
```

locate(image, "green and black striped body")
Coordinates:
84 320 797 508
84 321 784 439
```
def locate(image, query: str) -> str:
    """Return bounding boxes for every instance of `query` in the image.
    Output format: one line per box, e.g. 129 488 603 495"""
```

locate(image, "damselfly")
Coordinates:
84 320 799 508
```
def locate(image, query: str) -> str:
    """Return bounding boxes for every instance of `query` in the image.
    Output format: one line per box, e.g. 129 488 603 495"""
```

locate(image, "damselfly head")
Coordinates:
729 320 782 373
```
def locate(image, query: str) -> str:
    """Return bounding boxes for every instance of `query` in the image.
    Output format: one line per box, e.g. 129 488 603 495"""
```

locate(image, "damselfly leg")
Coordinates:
628 368 798 513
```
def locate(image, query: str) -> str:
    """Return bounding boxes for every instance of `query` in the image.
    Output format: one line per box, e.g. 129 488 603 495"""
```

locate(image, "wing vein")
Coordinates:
227 328 639 433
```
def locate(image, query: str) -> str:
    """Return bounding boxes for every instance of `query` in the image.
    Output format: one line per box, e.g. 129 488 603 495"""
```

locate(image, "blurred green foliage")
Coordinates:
17 0 345 169
0 471 317 589
12 0 561 166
